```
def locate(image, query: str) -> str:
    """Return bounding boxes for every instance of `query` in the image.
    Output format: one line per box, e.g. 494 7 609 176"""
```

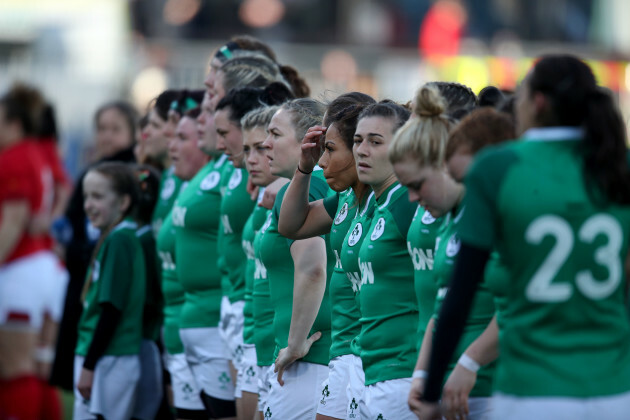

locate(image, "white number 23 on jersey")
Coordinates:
525 214 623 302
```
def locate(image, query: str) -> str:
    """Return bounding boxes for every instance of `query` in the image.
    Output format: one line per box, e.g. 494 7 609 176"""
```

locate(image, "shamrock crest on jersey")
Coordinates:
422 210 437 224
348 398 359 418
334 202 349 225
320 384 330 405
228 169 242 190
160 178 176 200
347 223 363 247
218 372 231 389
446 234 461 257
264 407 272 419
370 217 386 241
200 171 221 191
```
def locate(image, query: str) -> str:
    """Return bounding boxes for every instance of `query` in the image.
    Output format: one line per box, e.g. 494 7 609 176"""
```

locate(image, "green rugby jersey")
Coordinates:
151 166 184 236
322 189 364 359
157 211 185 354
76 220 146 356
358 182 418 385
242 202 269 345
253 210 275 365
173 155 227 329
459 128 630 397
136 225 163 342
339 192 375 357
220 164 256 304
258 170 334 366
432 207 496 397
407 205 444 352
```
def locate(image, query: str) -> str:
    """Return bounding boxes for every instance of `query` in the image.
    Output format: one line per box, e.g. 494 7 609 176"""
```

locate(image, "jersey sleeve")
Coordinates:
458 146 517 250
0 157 34 202
322 193 340 219
390 194 417 237
98 232 137 310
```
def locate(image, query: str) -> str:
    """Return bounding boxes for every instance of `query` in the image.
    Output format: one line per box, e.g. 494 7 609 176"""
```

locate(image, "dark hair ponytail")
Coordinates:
529 55 630 205
279 65 310 98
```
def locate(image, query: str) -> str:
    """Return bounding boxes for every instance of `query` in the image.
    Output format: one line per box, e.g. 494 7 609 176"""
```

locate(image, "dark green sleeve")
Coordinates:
390 194 417 237
322 193 340 219
98 232 136 310
458 146 518 250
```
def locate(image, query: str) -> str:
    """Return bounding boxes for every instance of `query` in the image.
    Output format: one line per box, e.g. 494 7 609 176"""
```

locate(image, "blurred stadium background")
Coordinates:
1 0 629 177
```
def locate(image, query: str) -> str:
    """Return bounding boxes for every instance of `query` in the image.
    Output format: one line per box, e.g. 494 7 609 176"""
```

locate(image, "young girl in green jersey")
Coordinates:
240 105 283 420
277 92 376 420
74 162 146 420
350 101 416 420
160 107 208 420
257 98 333 419
418 55 630 420
131 165 165 420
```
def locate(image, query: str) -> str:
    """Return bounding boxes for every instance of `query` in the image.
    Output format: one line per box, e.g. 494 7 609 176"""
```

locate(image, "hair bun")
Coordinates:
414 85 446 118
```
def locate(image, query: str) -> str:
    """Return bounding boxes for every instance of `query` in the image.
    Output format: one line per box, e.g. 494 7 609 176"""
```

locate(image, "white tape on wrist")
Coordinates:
457 353 480 373
412 370 428 379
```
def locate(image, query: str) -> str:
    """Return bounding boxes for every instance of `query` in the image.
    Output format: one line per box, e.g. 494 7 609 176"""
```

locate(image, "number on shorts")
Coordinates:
525 214 623 302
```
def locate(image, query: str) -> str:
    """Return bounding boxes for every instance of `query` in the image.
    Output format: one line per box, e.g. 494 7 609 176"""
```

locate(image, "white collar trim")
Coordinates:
523 127 583 142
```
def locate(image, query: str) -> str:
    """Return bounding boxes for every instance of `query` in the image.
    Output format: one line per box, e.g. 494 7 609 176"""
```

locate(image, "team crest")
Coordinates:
200 171 221 191
421 210 436 225
446 234 461 257
347 223 363 246
370 217 386 241
228 169 242 190
160 178 176 200
334 203 349 225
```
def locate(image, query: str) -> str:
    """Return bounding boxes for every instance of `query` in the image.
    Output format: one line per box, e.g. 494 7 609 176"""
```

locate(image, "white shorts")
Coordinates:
164 352 205 410
73 354 140 420
236 344 260 398
132 340 164 420
317 354 353 418
360 377 416 420
491 391 630 420
0 251 66 329
179 326 235 401
346 355 364 420
263 361 328 420
219 297 246 368
257 364 273 413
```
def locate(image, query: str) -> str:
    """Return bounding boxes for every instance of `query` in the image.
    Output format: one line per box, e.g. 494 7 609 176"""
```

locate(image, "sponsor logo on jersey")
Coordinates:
254 258 267 279
228 169 242 190
158 251 176 271
200 171 221 191
348 222 363 246
421 210 437 225
346 271 362 292
334 203 349 225
407 242 434 271
446 234 461 257
172 205 187 227
221 214 233 234
370 217 386 241
161 178 176 200
334 249 342 269
360 258 374 286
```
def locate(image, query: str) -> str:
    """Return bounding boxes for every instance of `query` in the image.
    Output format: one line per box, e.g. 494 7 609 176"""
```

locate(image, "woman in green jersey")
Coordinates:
349 101 417 420
214 84 293 420
277 92 375 420
418 55 630 420
160 107 209 420
391 101 515 420
256 98 333 419
240 105 283 420
74 162 145 420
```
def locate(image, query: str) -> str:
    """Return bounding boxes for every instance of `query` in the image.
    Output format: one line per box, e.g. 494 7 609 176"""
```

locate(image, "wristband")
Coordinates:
34 346 56 363
412 370 428 379
457 353 480 373
297 165 313 175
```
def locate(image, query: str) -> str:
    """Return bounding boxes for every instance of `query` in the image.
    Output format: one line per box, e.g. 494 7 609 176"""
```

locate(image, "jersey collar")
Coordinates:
522 127 583 142
113 218 138 232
